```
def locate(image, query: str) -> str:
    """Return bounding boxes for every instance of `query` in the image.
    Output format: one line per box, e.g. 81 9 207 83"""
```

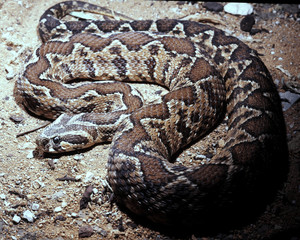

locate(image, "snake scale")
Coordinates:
14 1 288 227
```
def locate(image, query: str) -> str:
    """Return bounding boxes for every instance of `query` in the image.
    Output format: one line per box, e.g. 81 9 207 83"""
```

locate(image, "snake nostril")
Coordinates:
41 138 48 147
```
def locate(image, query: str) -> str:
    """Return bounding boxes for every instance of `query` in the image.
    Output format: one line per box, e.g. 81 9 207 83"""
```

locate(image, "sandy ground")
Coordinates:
0 1 299 239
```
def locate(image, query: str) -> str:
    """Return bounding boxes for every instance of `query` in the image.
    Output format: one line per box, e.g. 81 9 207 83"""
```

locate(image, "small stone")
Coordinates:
92 188 98 195
240 15 255 32
79 225 94 238
74 154 84 161
195 154 206 160
32 180 44 189
26 151 34 159
203 2 223 12
224 3 253 16
71 212 79 218
9 115 24 123
61 201 68 208
218 139 225 148
54 206 62 212
75 175 82 181
0 194 6 200
84 172 94 183
52 190 66 200
54 215 66 222
279 91 300 111
100 229 108 237
23 210 35 222
5 65 16 80
12 215 21 224
32 203 39 211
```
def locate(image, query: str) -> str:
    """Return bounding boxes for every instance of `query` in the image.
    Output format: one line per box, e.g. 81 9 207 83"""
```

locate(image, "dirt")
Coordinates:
0 1 299 239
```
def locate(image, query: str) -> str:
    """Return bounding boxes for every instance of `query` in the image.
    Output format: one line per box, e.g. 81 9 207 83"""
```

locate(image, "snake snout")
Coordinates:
36 135 63 153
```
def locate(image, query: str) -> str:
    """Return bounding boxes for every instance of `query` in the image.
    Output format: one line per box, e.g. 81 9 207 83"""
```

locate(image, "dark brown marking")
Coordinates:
231 141 261 164
130 20 152 31
62 134 89 145
163 86 195 105
65 21 91 34
241 113 274 137
33 88 46 96
77 104 97 113
94 20 124 32
186 164 228 188
139 155 174 185
144 57 156 80
183 21 212 36
111 32 154 51
156 19 178 33
148 45 160 55
83 59 96 78
109 46 121 55
189 58 218 82
112 57 127 77
53 56 60 63
161 37 195 56
71 33 112 52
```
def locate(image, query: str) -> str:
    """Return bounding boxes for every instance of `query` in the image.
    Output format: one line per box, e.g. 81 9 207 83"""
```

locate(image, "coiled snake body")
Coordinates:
14 1 288 227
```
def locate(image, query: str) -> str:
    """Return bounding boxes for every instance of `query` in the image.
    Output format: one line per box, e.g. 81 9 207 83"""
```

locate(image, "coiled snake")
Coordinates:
14 1 288 227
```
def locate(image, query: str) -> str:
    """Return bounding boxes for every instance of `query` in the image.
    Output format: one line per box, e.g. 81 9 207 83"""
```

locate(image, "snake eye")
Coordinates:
52 136 60 144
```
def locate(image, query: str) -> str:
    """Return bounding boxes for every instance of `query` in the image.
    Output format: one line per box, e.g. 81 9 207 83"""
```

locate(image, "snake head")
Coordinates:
35 113 94 154
36 135 64 153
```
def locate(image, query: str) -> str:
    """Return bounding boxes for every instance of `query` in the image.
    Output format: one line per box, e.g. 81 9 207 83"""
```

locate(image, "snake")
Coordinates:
14 1 288 227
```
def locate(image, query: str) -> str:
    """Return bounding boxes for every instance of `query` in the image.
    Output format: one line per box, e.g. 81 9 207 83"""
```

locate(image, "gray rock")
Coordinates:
279 91 300 111
203 2 223 12
78 225 94 238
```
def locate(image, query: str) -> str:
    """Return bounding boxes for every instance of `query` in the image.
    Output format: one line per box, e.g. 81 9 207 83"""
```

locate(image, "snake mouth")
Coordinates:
36 136 64 153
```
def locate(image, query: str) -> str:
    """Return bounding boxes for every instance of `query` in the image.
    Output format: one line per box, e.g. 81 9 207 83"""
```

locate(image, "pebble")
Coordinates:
9 115 24 123
61 201 68 208
218 139 225 148
203 2 223 12
276 65 292 77
54 206 62 212
54 215 66 222
32 203 40 211
195 154 206 160
224 3 253 15
71 212 79 218
92 188 98 194
5 65 16 80
0 194 6 200
32 180 45 189
84 172 94 183
74 154 84 161
26 151 34 159
12 215 21 224
52 190 66 200
23 210 35 222
240 15 255 32
78 225 94 238
279 91 300 111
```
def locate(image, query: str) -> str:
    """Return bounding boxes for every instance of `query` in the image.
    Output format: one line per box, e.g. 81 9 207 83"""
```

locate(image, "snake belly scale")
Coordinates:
14 1 288 227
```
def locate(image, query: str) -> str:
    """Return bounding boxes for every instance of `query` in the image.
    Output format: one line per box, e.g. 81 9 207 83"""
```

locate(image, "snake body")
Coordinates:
14 1 288 227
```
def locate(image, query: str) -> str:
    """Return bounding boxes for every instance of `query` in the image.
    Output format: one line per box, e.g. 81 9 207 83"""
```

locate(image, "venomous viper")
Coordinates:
14 1 288 227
